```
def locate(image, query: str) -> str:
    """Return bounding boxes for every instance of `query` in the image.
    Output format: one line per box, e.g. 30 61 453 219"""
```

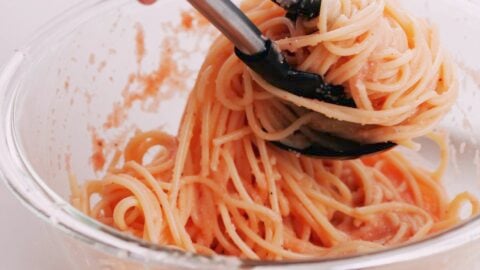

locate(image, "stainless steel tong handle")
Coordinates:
186 0 266 55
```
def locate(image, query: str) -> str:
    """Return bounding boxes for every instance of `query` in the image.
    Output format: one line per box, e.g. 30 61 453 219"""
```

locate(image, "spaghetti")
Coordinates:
71 0 478 260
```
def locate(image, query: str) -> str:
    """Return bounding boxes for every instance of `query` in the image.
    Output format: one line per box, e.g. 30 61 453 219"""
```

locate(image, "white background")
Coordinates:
0 2 80 269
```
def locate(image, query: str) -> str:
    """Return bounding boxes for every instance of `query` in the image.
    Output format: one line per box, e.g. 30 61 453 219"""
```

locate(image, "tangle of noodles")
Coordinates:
71 0 479 260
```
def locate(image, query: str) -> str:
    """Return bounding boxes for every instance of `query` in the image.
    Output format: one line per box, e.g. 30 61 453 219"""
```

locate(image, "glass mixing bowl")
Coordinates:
2 0 480 269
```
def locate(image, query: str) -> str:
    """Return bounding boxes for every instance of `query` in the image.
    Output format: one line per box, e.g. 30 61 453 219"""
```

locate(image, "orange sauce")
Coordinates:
88 10 213 172
89 127 106 171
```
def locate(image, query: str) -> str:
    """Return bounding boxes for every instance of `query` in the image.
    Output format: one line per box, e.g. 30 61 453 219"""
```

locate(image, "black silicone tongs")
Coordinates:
186 0 396 159
271 0 322 20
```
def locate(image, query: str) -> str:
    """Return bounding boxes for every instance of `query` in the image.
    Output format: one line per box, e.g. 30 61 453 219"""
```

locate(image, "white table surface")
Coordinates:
0 2 80 269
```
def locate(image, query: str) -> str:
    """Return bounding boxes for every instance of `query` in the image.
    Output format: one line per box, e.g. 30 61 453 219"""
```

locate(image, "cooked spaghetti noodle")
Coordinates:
71 0 479 260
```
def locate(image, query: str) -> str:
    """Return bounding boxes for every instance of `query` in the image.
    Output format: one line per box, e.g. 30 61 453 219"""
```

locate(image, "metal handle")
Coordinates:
186 0 266 55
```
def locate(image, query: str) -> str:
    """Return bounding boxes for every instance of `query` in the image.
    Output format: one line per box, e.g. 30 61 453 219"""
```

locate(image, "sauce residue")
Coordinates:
124 39 177 108
103 16 211 130
89 53 96 65
84 10 214 172
181 11 194 30
135 23 146 65
181 10 209 29
98 61 107 73
64 77 70 90
65 153 72 172
104 103 128 130
89 126 106 171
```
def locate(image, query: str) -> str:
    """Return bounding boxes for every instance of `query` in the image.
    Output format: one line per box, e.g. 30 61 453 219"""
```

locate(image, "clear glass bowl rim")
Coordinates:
1 0 480 268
